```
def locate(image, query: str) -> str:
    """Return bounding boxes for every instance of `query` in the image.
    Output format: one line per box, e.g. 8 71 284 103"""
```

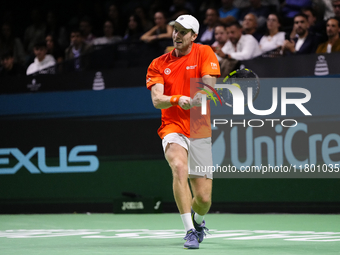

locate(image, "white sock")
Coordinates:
181 213 194 232
194 213 205 225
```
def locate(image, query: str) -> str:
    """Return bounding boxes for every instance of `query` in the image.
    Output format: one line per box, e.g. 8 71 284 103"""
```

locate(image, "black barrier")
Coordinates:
0 41 168 94
1 46 340 94
242 53 340 77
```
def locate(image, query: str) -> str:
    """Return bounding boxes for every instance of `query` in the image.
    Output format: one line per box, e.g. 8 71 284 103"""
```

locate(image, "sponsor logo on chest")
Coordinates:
186 65 197 70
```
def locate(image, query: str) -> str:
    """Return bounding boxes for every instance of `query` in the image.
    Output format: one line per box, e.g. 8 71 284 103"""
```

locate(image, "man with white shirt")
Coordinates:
282 13 318 55
217 21 261 76
221 21 262 60
26 41 56 75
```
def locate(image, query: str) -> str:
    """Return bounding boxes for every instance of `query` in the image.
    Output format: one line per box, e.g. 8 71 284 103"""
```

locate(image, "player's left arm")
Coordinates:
191 74 218 107
192 45 220 107
202 74 217 89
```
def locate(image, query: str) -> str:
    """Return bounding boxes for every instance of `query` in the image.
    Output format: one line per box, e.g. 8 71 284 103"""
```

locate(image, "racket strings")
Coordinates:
219 69 260 107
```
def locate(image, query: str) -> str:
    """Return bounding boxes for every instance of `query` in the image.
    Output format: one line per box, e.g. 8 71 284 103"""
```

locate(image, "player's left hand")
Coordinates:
190 93 202 107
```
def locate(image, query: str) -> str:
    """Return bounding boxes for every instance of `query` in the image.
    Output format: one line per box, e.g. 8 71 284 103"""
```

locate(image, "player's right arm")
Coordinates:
151 83 191 110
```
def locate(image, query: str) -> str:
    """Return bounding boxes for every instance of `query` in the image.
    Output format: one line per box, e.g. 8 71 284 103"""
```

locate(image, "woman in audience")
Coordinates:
140 11 172 43
46 34 64 64
93 20 122 45
123 14 144 42
107 4 126 36
259 13 285 54
134 6 153 32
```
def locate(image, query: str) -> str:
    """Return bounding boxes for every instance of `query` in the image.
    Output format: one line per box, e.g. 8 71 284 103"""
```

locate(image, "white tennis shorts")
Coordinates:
162 133 213 179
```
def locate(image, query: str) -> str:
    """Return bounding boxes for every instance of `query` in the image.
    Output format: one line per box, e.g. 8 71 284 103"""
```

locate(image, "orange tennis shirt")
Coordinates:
146 43 220 139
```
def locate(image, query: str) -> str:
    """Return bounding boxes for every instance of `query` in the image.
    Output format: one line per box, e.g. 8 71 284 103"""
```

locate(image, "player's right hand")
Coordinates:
178 96 192 110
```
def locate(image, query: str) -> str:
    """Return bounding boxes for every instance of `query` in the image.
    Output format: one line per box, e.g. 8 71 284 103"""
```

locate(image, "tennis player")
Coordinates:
146 15 220 249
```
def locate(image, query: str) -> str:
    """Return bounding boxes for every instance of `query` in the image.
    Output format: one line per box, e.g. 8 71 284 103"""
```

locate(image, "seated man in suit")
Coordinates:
242 13 263 42
197 8 220 45
282 13 318 55
316 17 340 53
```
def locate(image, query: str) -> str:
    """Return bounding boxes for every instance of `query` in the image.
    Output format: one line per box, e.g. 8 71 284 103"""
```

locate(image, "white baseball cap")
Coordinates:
169 15 199 34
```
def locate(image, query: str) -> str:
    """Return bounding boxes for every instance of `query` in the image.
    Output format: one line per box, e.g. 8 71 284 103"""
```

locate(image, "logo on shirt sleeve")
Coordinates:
210 62 217 69
164 68 171 75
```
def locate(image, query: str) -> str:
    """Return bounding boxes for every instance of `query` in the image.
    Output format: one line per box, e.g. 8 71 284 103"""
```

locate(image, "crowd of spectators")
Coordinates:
0 0 340 77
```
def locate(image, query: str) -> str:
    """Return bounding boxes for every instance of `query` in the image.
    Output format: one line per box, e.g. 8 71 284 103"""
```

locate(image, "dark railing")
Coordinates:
1 41 339 95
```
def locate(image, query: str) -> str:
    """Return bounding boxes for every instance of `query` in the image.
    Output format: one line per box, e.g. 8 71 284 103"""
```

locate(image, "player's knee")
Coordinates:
170 160 188 179
196 193 211 206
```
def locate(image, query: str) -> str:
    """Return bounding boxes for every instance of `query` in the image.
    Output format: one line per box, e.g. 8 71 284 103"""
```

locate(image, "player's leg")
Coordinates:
189 177 212 243
164 138 200 249
164 142 192 215
190 177 212 216
188 137 213 243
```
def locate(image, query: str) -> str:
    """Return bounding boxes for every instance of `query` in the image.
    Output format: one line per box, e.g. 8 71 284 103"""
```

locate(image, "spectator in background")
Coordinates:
148 0 169 20
45 11 68 50
169 0 195 20
46 34 64 64
24 8 47 55
211 24 229 62
91 2 106 36
26 41 56 75
332 0 340 17
303 7 317 29
280 0 312 27
281 0 312 18
141 11 173 43
68 2 88 32
79 17 96 45
134 6 153 32
316 17 340 53
65 29 93 71
222 21 262 60
107 4 126 36
282 13 319 54
242 13 263 41
0 22 26 65
321 0 335 21
219 21 262 75
93 20 122 45
197 0 215 21
259 13 285 54
290 7 326 39
239 0 271 32
303 7 327 41
219 0 240 23
197 8 220 45
124 14 144 42
0 50 25 77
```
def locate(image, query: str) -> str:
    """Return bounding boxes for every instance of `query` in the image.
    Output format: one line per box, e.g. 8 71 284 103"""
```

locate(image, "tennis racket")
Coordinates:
217 68 260 107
